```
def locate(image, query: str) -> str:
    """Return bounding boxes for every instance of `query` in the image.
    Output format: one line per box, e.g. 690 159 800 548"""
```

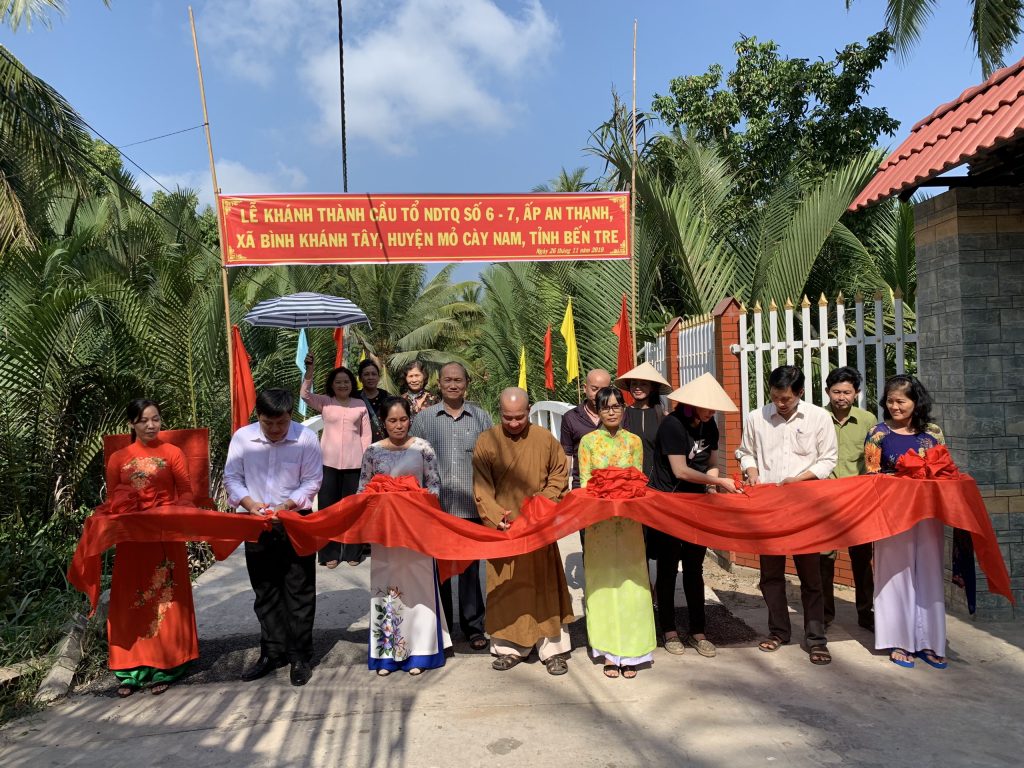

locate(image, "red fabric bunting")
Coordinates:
68 465 1014 611
896 445 960 479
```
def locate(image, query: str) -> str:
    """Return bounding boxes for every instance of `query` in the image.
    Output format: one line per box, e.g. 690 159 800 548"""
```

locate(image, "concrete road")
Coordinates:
2 539 1022 768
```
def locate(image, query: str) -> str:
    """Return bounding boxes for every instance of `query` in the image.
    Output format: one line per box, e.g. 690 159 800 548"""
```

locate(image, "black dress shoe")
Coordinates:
241 655 286 682
290 660 312 686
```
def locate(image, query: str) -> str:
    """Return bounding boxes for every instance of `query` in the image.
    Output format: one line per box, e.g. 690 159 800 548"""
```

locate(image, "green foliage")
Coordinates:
652 32 898 216
846 0 1024 78
0 45 95 250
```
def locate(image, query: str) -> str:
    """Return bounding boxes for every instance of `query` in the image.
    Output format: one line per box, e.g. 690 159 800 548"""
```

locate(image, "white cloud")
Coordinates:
200 0 559 154
308 0 558 153
198 0 334 86
136 159 308 209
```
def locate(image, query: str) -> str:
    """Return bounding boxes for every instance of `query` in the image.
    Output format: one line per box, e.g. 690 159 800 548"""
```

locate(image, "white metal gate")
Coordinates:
732 293 917 419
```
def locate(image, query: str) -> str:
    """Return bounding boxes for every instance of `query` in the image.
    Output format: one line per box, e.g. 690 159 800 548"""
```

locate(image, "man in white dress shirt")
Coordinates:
224 389 323 686
735 366 838 665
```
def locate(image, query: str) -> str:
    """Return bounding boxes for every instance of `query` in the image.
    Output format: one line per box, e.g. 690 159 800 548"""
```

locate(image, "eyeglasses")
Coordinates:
599 404 623 413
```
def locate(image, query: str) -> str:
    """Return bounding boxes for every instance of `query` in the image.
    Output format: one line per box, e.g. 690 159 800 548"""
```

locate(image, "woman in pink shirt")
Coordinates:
302 355 372 567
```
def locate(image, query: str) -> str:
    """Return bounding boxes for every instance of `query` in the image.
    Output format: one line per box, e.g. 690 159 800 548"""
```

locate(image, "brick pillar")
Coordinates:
664 318 682 388
915 186 1023 620
712 298 743 478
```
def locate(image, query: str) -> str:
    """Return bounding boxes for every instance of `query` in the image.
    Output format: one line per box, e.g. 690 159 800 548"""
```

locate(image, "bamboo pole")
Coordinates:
189 6 234 417
630 18 638 360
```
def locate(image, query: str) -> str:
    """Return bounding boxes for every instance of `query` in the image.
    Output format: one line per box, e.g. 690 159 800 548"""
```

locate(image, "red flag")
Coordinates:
543 325 555 390
333 327 345 368
231 325 257 433
612 294 634 404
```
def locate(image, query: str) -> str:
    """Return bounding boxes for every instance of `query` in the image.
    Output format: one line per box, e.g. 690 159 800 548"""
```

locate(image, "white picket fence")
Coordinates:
678 314 716 384
640 335 668 380
640 315 715 386
731 292 916 419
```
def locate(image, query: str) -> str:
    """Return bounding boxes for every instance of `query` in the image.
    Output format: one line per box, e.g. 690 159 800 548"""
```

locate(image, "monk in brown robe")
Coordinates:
473 387 575 675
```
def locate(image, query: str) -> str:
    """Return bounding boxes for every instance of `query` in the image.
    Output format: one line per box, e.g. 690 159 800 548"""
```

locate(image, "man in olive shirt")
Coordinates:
821 367 876 631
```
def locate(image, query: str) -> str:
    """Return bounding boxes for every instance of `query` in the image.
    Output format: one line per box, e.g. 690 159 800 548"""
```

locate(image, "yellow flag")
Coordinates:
518 346 527 389
356 347 368 389
560 297 580 383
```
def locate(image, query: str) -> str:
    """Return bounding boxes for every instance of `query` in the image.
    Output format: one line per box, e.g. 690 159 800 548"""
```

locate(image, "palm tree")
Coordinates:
0 44 94 251
845 0 1023 77
327 264 483 391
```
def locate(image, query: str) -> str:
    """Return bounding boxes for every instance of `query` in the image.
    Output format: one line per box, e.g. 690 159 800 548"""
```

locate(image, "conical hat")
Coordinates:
614 362 672 395
667 373 738 412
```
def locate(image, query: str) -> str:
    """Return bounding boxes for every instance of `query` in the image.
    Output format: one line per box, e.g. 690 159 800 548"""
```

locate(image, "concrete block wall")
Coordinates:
915 186 1024 619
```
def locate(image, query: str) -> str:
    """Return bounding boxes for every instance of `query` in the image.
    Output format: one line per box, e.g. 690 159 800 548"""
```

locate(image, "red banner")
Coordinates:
218 193 631 266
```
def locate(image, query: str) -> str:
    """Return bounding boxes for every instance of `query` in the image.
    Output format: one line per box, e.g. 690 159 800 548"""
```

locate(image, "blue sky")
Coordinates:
4 0 1022 282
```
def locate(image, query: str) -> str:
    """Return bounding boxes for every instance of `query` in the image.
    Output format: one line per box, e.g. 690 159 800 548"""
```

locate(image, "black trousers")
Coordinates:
440 558 485 639
758 553 827 647
649 529 708 636
317 466 363 565
245 519 316 662
820 543 875 625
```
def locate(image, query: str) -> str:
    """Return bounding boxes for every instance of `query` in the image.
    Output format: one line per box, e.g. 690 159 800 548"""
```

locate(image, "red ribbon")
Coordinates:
581 467 649 499
361 474 426 494
895 445 960 479
68 468 1015 611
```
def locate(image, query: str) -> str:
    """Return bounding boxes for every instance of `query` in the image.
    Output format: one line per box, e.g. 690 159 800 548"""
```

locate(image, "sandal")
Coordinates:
543 656 568 676
916 649 947 669
149 683 170 696
621 665 637 679
346 560 361 567
808 646 831 665
889 648 915 668
491 654 524 671
116 685 137 698
758 635 786 652
685 635 717 658
602 664 620 679
376 669 391 677
324 560 340 569
408 668 423 676
469 634 489 651
663 635 686 655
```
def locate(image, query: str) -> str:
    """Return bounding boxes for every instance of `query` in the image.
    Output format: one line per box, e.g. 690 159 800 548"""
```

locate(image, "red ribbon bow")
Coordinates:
895 445 960 479
582 467 649 499
361 474 425 494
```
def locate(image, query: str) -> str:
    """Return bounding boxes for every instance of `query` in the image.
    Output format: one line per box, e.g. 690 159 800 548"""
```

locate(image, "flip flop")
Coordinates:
916 649 948 669
149 683 170 696
116 685 136 698
889 648 915 668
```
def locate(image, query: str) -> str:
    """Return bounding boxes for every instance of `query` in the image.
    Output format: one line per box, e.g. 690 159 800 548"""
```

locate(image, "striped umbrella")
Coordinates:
243 292 370 329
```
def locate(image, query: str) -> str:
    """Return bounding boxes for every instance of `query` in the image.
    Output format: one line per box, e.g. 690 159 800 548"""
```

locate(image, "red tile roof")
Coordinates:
850 57 1024 210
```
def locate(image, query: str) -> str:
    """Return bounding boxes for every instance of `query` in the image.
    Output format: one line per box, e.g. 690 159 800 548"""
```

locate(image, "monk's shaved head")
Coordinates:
585 368 611 407
499 387 529 408
499 387 530 436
